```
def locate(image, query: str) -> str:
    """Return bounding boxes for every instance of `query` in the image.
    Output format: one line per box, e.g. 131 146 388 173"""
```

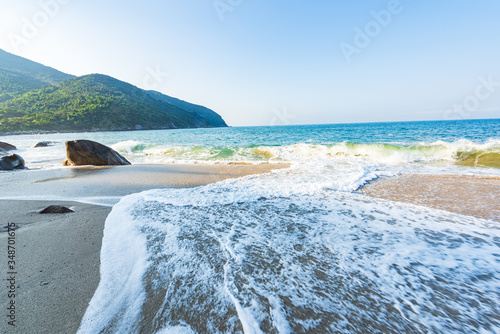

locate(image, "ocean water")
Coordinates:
1 119 500 172
2 119 500 333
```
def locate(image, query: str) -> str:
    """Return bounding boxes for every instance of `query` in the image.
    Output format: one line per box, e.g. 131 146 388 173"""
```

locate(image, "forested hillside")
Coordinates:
0 74 220 132
0 49 227 133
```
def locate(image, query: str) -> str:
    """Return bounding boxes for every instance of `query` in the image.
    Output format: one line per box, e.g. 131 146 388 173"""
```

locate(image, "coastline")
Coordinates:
1 165 499 333
0 163 288 334
0 124 234 137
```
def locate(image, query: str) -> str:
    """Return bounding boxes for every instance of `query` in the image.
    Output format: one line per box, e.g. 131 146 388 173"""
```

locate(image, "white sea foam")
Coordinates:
79 158 500 333
105 139 500 177
9 123 497 333
156 325 196 334
2 133 499 175
108 138 500 162
78 194 150 333
110 140 151 154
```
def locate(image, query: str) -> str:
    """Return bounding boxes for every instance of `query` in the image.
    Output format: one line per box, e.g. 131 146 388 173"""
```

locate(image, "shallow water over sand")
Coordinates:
79 163 500 333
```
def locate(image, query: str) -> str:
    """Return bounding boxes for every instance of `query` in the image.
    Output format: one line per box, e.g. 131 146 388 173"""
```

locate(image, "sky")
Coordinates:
0 0 499 126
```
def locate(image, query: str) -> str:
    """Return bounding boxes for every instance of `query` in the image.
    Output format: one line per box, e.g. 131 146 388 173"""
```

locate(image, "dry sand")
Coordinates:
0 163 288 334
1 201 110 334
360 174 500 222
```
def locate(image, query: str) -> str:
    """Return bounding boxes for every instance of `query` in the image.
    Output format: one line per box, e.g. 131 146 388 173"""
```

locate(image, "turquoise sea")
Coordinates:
2 118 500 170
2 119 500 333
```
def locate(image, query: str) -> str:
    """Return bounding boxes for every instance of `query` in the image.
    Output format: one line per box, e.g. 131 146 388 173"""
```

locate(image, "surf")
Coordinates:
78 163 500 333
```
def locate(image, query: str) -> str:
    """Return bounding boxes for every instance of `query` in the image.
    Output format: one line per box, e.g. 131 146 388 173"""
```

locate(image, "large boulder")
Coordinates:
0 154 25 170
0 141 16 151
63 140 131 166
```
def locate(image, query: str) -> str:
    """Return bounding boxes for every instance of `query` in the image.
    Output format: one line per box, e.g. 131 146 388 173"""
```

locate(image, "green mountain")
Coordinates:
146 91 227 127
0 49 227 133
0 74 223 132
0 69 47 103
0 49 74 102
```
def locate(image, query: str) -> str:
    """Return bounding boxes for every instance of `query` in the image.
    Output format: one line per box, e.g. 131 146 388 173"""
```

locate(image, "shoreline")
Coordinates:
1 166 499 333
0 163 288 334
0 163 290 202
0 125 231 137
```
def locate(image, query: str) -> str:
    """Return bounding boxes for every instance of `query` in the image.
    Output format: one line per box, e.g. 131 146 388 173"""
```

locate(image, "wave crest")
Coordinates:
110 139 500 167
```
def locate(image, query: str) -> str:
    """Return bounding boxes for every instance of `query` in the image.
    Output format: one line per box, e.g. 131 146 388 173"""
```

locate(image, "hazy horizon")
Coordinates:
1 0 499 126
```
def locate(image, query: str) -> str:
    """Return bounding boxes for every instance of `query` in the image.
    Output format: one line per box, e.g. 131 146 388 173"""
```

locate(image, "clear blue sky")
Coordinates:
1 0 499 126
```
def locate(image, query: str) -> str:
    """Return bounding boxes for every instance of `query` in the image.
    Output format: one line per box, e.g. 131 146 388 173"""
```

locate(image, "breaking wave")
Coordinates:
111 139 500 168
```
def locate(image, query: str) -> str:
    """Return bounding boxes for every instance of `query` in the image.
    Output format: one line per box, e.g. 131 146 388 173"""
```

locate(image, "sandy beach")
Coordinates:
0 163 288 334
1 166 499 333
360 174 500 222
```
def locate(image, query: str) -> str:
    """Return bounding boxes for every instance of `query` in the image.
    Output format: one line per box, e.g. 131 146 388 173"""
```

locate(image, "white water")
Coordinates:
2 126 499 332
78 159 500 333
5 125 497 332
2 133 500 175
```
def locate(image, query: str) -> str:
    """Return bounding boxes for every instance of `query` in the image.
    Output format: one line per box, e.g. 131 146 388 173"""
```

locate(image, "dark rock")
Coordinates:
63 140 131 166
39 205 74 214
0 154 25 170
34 141 56 148
0 141 16 151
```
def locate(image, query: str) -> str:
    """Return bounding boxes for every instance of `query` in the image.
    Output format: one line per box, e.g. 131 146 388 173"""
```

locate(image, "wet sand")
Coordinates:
0 163 288 334
360 174 500 222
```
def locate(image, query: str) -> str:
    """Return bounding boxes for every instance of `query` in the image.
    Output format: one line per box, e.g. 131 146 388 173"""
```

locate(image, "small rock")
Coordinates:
33 141 56 148
0 154 25 170
0 141 16 151
40 205 74 214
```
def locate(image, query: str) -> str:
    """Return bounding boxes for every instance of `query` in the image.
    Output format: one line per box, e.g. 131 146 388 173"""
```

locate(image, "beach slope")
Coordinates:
0 163 288 334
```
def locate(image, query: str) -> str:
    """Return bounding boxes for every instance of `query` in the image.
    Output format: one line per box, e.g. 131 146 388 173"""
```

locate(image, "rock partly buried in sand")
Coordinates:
0 141 16 151
63 140 131 166
34 141 56 148
0 154 25 170
40 205 74 214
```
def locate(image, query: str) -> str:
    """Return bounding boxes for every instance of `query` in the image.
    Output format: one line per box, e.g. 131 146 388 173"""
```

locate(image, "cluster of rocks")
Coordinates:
0 139 130 171
0 141 24 170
